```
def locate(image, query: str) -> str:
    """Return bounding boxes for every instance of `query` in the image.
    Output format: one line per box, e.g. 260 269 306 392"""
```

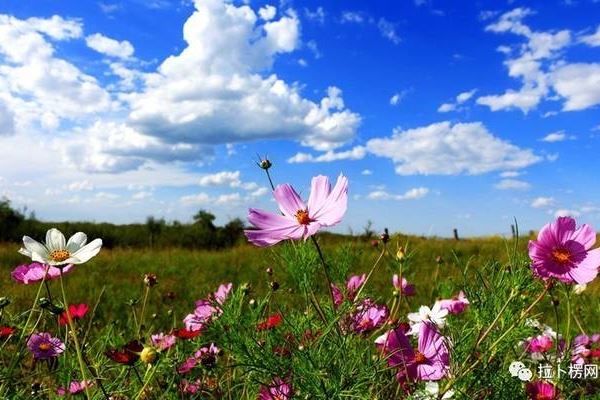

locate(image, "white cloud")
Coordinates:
0 100 15 135
180 192 211 206
540 130 573 142
180 191 243 206
531 196 554 208
361 169 372 175
340 11 365 24
494 179 531 190
456 89 477 103
68 180 95 191
437 89 477 112
24 15 83 40
367 187 429 200
366 121 541 175
390 91 407 105
554 208 580 218
287 146 366 163
132 191 152 200
580 25 600 47
198 170 260 191
258 5 277 21
377 18 400 44
304 7 325 24
85 33 134 59
549 63 600 111
437 103 455 113
500 171 521 178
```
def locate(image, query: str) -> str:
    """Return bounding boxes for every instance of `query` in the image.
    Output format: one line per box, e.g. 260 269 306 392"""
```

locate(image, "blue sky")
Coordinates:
0 0 599 236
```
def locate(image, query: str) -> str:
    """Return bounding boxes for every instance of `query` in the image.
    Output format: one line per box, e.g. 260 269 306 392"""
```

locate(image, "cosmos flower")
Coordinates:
27 332 65 360
245 174 348 247
11 262 74 284
178 343 220 374
105 341 143 365
172 328 202 340
375 322 450 382
151 333 177 351
56 380 93 396
346 274 366 301
214 283 233 304
436 291 469 315
408 303 448 335
528 216 600 284
0 326 16 338
525 380 558 400
258 377 293 400
257 314 283 331
183 283 233 331
349 299 389 334
571 333 600 364
19 228 102 266
59 303 89 326
393 274 416 296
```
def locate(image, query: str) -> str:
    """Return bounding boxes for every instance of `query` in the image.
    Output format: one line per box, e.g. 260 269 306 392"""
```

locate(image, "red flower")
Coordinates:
257 314 283 331
59 304 89 326
0 326 16 338
105 340 143 365
172 328 202 340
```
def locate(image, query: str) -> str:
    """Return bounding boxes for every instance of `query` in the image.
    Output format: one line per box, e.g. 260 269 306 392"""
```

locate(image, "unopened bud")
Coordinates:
396 246 405 261
270 281 280 292
266 267 273 275
380 228 390 244
144 273 158 287
435 256 443 264
258 157 272 170
38 298 64 315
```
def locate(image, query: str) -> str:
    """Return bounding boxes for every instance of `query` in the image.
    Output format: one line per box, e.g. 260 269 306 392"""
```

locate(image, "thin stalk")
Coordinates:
137 286 150 338
354 245 386 301
82 351 110 399
59 270 91 400
310 236 337 312
265 169 275 192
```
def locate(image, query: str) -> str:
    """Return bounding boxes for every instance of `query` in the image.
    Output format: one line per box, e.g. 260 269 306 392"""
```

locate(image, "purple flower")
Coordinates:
349 299 388 333
346 274 366 301
437 291 469 314
178 343 220 374
571 333 600 364
27 332 65 359
392 274 416 296
258 377 292 400
375 322 450 382
150 333 176 351
183 283 232 331
214 283 232 304
12 262 74 285
525 380 559 400
57 380 93 396
528 216 600 284
245 175 348 247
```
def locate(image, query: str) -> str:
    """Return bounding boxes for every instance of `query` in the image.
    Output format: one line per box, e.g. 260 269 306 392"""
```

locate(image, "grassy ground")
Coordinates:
1 234 598 333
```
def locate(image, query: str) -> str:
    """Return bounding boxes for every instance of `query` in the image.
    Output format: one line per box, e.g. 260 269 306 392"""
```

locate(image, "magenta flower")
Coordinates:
151 333 176 351
571 333 600 364
346 274 366 301
528 216 600 284
525 380 558 400
27 332 65 360
437 291 469 314
349 299 389 334
258 377 292 400
57 380 93 396
392 274 416 296
214 283 232 304
178 343 220 374
245 174 348 247
178 356 197 374
11 262 74 285
183 283 232 331
375 322 449 382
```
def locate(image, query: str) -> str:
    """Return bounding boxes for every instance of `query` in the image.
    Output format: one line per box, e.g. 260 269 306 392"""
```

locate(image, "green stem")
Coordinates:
59 270 91 400
137 286 150 338
354 245 386 301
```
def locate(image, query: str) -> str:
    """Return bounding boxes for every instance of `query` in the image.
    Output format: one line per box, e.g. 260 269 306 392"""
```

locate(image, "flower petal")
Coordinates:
66 232 88 253
311 174 348 226
307 175 331 216
70 239 102 264
247 208 294 229
550 216 576 245
568 248 600 284
273 184 306 218
22 236 49 261
244 224 304 247
568 224 596 250
46 228 66 251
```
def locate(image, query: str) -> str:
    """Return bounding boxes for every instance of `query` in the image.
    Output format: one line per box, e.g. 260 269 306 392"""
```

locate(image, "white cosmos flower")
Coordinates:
19 228 102 266
412 382 454 399
573 284 587 294
407 302 448 335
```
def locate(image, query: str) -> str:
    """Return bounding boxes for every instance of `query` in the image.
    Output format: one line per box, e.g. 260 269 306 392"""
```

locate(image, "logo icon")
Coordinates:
509 361 532 381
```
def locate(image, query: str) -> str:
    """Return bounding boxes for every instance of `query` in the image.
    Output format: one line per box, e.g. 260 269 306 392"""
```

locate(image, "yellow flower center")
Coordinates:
38 343 52 351
50 249 70 262
295 209 311 225
551 248 571 265
414 351 427 364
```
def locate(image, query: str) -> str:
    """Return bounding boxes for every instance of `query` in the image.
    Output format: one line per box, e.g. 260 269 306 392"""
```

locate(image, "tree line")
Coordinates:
0 199 245 249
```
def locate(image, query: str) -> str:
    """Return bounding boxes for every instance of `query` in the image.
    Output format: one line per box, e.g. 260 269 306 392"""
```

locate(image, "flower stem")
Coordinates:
310 236 337 311
354 245 386 301
59 270 91 400
137 286 150 338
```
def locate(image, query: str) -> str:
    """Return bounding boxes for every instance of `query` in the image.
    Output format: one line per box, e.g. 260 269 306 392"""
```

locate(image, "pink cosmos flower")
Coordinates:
571 333 600 364
151 333 176 351
375 322 450 382
245 174 348 247
349 299 388 334
180 379 201 394
56 380 93 396
437 291 469 314
11 262 74 284
525 380 558 400
528 216 600 284
331 274 367 307
178 343 220 374
183 283 232 331
27 332 65 360
214 283 232 304
258 377 292 400
392 274 416 296
59 303 89 326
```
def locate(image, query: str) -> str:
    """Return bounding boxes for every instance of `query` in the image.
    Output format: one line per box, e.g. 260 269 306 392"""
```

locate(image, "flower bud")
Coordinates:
0 297 10 309
266 267 273 275
435 256 443 264
396 246 405 261
380 228 390 244
258 157 272 170
270 281 280 292
140 347 158 364
38 298 64 315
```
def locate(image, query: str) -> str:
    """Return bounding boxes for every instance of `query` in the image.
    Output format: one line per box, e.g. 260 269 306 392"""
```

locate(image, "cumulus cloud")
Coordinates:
437 89 477 113
390 91 407 105
554 208 580 218
198 170 261 191
361 169 372 175
258 5 277 21
540 130 574 142
287 146 366 163
0 100 15 135
85 33 134 59
367 187 429 200
494 179 531 190
580 25 600 47
304 7 325 24
478 8 600 113
366 121 541 175
377 18 401 44
531 196 554 208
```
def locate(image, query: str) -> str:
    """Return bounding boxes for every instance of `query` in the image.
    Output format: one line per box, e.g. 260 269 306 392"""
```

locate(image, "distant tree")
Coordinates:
193 210 216 231
0 198 25 241
362 220 375 239
222 218 245 246
146 216 164 248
